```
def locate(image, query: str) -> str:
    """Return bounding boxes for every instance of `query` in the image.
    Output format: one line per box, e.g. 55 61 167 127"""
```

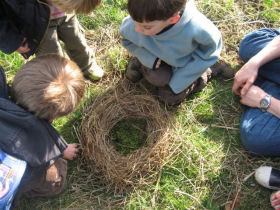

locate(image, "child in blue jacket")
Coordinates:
120 0 222 105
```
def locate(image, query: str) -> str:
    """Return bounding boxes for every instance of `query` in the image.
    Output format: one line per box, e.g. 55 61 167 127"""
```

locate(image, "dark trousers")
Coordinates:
13 158 67 207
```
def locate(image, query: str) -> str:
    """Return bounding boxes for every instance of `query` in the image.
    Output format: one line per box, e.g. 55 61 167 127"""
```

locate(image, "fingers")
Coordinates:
232 80 243 96
271 191 280 209
17 44 30 53
155 59 161 69
240 80 253 96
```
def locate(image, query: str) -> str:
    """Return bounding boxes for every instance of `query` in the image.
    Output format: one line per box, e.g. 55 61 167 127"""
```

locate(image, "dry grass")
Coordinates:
79 80 177 192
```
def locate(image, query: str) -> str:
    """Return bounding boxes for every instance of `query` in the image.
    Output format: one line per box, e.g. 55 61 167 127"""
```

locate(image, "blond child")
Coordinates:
0 54 85 204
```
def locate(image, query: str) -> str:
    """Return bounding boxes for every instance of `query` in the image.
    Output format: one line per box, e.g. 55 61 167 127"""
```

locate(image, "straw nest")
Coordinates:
80 80 175 191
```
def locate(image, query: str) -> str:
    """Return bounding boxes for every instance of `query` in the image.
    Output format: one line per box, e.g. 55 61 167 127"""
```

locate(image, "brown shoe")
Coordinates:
192 68 212 93
126 57 143 82
157 85 190 106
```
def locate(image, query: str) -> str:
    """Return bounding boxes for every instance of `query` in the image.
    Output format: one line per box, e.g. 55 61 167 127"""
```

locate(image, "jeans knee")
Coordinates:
240 122 280 156
239 28 279 62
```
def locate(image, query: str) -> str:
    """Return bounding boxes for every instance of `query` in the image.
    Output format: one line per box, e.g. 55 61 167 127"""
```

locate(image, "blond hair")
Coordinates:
52 0 102 14
12 54 85 120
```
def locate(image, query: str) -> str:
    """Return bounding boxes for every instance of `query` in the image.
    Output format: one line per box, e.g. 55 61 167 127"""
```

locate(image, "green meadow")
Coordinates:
1 0 280 209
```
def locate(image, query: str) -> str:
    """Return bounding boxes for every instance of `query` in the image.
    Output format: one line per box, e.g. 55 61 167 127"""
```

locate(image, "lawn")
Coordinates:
1 0 280 209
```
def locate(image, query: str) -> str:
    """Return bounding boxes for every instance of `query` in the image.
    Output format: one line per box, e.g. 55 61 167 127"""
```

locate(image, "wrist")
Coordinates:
260 94 271 112
248 58 262 69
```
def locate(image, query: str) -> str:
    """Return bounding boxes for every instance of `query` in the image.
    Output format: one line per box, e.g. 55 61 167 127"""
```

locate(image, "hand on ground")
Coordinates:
63 143 79 160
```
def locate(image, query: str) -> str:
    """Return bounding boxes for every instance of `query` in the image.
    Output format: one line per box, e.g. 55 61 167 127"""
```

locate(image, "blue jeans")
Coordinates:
239 28 280 156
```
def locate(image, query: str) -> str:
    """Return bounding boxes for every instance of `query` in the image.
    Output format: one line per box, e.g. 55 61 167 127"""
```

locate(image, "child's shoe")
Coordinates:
255 166 280 190
83 61 104 81
192 68 212 93
126 57 143 82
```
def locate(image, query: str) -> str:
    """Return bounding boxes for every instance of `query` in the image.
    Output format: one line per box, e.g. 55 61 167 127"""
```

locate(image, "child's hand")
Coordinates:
17 37 30 53
63 143 79 160
155 59 162 69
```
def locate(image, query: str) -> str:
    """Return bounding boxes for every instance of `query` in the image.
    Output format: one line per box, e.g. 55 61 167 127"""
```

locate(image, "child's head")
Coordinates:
51 0 102 14
128 0 187 35
11 54 85 121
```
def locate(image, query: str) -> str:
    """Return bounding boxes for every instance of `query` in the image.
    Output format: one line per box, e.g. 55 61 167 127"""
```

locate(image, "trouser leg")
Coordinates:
139 62 172 87
157 69 211 106
240 78 280 156
35 18 64 56
58 14 94 72
239 28 280 84
20 158 67 198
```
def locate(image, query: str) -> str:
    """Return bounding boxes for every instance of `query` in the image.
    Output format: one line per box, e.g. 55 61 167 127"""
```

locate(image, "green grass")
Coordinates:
110 118 147 155
1 0 279 209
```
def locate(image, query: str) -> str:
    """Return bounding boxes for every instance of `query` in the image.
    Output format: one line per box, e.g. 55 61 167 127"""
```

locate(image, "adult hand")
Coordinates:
16 38 30 53
232 61 259 96
63 143 79 160
240 85 266 108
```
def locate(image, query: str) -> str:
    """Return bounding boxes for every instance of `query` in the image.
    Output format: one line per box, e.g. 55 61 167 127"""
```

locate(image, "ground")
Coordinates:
1 0 280 209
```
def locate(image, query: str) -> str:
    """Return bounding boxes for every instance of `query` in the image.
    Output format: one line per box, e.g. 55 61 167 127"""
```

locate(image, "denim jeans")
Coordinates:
239 28 280 156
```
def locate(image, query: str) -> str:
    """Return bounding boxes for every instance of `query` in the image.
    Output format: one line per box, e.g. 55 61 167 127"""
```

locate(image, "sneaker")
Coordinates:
126 57 143 82
83 61 104 81
255 166 280 190
192 68 212 93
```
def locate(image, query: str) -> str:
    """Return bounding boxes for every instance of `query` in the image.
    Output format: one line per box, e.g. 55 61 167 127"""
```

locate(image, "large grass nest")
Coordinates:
80 80 175 191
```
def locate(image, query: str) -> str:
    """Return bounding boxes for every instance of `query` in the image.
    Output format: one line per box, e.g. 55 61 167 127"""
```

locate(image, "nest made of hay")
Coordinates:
80 80 175 191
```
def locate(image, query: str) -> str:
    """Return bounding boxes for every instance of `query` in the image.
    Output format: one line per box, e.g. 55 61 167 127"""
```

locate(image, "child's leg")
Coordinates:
239 28 280 84
57 14 103 80
18 158 67 198
140 62 172 87
0 66 9 99
157 69 211 106
35 19 64 56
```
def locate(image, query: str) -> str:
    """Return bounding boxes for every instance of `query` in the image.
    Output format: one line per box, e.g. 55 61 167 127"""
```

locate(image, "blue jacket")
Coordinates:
120 0 222 94
0 0 50 59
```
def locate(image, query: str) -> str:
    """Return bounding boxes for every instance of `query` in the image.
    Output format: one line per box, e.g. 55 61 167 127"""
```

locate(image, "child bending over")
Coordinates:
0 54 85 205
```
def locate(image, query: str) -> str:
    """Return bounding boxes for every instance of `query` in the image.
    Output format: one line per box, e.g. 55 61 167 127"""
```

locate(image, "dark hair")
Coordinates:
128 0 187 22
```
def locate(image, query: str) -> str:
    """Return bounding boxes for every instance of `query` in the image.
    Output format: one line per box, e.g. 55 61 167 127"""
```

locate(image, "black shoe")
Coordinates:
126 57 143 82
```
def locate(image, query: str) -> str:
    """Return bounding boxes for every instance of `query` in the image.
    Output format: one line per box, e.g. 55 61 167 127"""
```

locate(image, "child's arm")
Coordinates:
120 17 158 69
121 37 158 69
63 143 79 160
